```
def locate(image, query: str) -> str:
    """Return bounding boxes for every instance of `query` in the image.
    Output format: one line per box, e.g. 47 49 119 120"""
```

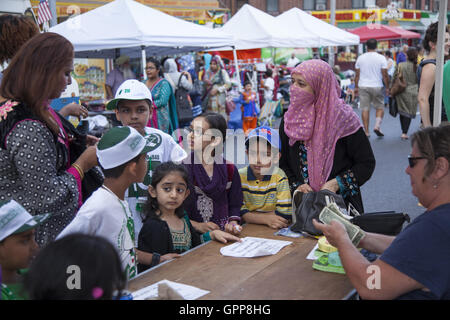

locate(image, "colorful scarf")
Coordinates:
184 152 230 229
283 59 362 191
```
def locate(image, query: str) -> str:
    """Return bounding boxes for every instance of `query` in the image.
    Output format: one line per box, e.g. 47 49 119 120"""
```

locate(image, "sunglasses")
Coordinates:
408 155 427 168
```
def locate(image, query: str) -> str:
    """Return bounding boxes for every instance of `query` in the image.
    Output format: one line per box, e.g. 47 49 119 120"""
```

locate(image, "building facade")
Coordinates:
31 0 229 25
222 0 449 15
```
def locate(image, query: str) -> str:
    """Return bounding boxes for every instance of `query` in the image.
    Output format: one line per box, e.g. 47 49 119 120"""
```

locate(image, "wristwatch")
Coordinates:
151 252 161 267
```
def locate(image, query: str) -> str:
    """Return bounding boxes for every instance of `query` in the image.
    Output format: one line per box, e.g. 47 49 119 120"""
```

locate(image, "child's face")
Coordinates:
246 140 280 178
0 229 38 271
148 172 190 214
188 117 215 153
244 84 252 92
115 100 151 135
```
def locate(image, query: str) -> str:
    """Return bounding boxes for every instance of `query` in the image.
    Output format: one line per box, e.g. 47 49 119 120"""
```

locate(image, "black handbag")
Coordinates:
389 96 398 117
56 114 104 201
351 211 410 236
291 190 347 236
175 74 194 124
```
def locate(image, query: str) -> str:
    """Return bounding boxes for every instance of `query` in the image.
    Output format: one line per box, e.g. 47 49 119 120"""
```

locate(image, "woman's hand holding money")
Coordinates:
312 219 350 248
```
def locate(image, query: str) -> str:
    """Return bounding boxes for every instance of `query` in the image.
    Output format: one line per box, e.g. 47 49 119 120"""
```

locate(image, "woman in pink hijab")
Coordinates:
279 59 375 214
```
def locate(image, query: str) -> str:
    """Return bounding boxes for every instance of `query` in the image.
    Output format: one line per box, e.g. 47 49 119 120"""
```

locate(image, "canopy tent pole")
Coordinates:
232 46 242 91
329 0 336 67
433 0 448 127
141 46 147 81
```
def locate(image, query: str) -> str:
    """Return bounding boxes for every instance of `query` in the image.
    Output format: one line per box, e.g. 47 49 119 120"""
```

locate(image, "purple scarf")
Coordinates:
184 152 230 229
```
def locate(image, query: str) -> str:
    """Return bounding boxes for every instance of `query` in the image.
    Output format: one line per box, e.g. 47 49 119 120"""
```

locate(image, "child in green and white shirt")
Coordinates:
0 200 50 300
57 126 154 280
106 80 187 244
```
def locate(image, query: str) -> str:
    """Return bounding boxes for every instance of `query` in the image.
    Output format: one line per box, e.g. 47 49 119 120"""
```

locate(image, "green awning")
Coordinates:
396 20 426 31
338 21 367 29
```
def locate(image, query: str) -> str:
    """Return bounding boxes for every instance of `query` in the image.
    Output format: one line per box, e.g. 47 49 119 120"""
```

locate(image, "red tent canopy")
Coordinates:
348 24 421 42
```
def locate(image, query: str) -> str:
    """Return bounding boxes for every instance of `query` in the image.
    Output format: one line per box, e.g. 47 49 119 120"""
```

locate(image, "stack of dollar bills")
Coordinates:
318 202 366 247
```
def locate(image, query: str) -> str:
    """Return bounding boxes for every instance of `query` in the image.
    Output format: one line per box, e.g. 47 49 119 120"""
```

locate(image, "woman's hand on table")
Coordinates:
210 230 242 244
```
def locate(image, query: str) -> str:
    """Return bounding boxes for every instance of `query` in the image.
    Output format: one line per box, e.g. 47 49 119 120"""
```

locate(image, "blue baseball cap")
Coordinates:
245 126 281 151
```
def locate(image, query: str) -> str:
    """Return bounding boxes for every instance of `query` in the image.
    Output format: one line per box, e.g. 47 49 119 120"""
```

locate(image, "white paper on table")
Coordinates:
220 236 292 258
131 279 209 300
306 243 319 260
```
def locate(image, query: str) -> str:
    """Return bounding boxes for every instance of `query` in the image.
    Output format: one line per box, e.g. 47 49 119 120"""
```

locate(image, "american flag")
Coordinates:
37 0 52 25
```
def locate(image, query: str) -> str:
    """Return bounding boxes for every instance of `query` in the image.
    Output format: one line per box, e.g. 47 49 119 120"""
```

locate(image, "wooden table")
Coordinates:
128 224 354 300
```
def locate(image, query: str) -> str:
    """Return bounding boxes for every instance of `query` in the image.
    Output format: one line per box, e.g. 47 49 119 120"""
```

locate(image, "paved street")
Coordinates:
225 104 425 225
356 107 423 223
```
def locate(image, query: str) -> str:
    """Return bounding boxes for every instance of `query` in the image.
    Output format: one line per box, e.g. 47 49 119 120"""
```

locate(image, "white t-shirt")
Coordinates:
287 57 300 68
126 127 187 244
355 52 388 87
57 186 138 280
264 77 275 102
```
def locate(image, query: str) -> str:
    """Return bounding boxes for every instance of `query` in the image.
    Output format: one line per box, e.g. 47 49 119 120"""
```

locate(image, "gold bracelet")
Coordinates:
72 163 84 180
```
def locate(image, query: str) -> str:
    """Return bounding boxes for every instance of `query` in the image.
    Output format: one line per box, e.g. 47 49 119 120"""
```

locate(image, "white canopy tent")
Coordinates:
49 0 235 77
276 8 360 47
219 4 318 50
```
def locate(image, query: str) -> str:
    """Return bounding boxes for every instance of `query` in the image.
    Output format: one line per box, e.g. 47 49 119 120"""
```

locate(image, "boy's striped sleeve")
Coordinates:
275 174 292 219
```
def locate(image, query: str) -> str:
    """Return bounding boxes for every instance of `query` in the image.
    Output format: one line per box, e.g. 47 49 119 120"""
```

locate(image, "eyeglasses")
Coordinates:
185 127 212 137
408 155 427 168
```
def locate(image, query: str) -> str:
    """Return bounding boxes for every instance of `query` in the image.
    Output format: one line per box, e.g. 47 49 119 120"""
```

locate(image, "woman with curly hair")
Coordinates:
0 14 39 85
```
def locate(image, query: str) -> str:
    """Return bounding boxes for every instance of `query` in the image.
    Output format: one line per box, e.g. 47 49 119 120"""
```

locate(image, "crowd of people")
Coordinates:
353 22 450 140
0 14 450 301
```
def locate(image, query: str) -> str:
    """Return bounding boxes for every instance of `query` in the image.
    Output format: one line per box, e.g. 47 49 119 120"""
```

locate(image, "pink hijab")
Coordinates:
284 59 362 191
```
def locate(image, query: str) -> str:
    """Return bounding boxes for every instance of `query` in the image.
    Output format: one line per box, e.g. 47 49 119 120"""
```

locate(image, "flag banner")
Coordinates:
37 0 52 25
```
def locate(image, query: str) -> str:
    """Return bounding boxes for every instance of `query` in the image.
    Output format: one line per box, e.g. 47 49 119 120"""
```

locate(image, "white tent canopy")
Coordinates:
276 8 360 47
49 0 234 58
219 4 317 50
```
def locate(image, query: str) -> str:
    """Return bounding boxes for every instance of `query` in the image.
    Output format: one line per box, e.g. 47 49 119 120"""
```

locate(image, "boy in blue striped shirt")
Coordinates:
239 126 292 229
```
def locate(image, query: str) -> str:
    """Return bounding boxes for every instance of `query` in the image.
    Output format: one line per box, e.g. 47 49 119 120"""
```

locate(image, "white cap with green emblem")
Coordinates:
96 126 152 170
0 200 50 242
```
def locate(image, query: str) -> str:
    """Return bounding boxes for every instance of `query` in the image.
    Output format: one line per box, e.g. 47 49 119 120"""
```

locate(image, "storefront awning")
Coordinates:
340 20 425 32
395 20 426 31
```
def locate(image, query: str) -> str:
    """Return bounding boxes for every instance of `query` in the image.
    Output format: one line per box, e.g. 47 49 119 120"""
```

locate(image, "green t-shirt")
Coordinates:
443 61 450 119
1 282 27 300
1 270 28 300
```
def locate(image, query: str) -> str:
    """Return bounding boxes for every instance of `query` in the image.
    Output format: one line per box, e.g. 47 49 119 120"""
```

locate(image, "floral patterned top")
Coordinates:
0 100 80 246
292 142 360 199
